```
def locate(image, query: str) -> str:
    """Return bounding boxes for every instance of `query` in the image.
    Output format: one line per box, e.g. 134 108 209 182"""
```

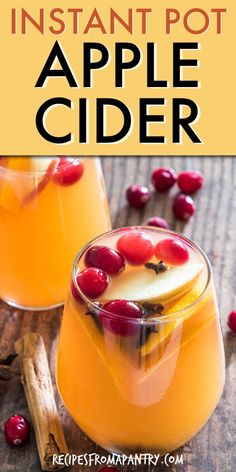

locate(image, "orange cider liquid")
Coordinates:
0 157 111 309
57 228 225 455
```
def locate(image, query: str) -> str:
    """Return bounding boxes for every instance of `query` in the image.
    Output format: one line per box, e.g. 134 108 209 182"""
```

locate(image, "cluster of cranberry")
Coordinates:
74 233 188 300
126 167 204 224
71 233 189 337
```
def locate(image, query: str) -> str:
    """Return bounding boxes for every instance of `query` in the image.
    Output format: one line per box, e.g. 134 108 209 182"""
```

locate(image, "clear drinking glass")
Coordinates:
0 157 111 310
57 227 225 455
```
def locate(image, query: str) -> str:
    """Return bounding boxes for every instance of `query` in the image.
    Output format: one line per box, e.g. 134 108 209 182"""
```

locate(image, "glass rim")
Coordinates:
72 226 212 325
0 156 81 177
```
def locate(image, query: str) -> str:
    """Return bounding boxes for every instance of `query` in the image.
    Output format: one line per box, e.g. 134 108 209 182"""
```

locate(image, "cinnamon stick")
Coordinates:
15 333 68 471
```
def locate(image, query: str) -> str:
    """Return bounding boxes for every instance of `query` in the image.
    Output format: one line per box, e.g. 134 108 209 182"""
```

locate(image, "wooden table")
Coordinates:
0 157 235 472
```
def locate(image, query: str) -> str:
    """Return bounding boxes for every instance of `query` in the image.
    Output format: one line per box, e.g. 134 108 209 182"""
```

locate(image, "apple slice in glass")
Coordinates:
22 157 59 205
0 157 58 211
104 263 204 304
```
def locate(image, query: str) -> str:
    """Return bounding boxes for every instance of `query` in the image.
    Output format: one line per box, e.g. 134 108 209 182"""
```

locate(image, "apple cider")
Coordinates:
57 227 225 454
0 157 111 309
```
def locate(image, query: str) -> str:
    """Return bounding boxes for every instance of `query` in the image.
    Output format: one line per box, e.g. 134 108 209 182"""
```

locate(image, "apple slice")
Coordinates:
0 157 58 211
104 263 203 304
139 295 196 360
0 158 33 211
0 157 11 167
22 157 59 205
0 157 33 172
27 156 58 173
140 319 182 359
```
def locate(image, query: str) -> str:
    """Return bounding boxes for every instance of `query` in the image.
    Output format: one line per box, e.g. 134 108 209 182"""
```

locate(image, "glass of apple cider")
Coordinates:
57 226 225 455
0 157 111 310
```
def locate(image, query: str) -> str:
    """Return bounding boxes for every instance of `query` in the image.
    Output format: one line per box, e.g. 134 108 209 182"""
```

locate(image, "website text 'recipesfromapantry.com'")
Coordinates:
53 453 184 468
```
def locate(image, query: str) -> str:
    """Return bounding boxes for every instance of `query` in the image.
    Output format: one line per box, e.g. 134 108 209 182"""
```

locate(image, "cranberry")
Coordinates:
71 278 84 304
151 167 177 193
54 158 84 186
177 170 204 194
85 245 125 275
147 216 169 230
173 194 196 221
155 238 189 265
126 184 151 209
227 311 236 333
101 300 142 336
4 415 30 446
117 231 154 265
77 267 109 298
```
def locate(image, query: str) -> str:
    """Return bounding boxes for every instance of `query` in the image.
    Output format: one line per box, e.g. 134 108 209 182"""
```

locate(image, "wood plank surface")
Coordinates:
0 157 235 472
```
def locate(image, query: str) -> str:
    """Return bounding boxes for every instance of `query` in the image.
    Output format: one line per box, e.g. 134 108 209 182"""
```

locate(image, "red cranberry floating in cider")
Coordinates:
173 194 196 221
151 167 177 193
177 170 204 194
126 184 151 209
54 158 84 186
77 267 109 298
85 245 125 275
155 238 189 265
101 300 142 336
71 278 84 304
4 415 30 446
117 231 154 265
227 311 236 333
147 216 169 230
